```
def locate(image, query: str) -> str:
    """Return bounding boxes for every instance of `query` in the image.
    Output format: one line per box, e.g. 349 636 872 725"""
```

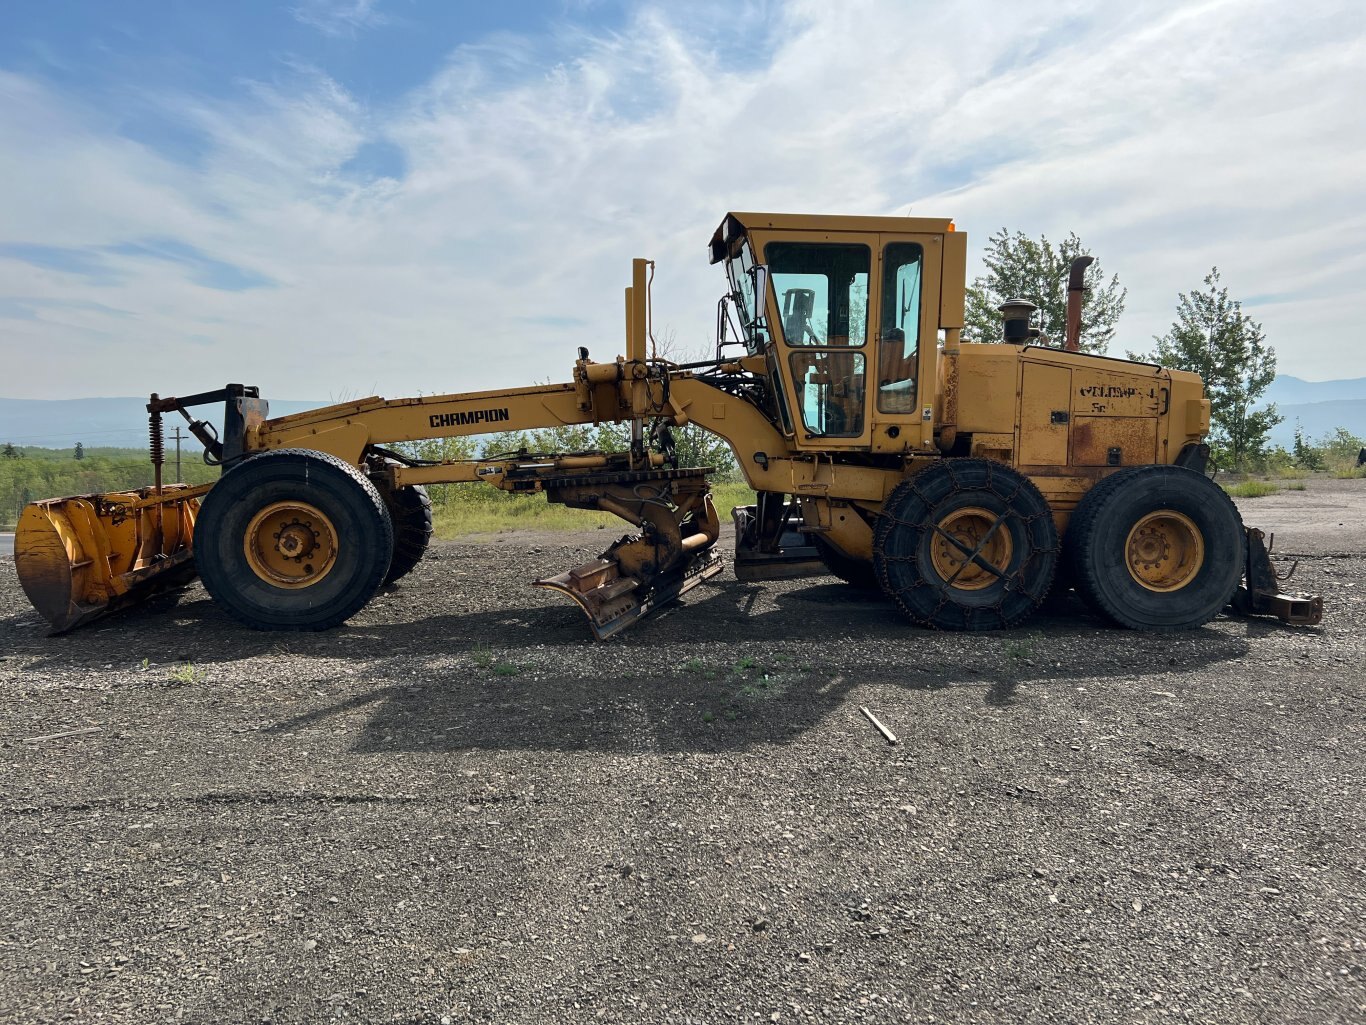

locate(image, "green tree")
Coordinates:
1130 268 1281 468
74 442 84 461
1314 426 1366 476
2 443 22 459
647 326 738 477
1292 421 1322 470
963 229 1127 354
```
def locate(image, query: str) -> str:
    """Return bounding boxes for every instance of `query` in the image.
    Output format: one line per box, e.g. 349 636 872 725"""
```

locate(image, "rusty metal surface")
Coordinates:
1064 255 1094 352
1069 415 1158 467
14 506 75 630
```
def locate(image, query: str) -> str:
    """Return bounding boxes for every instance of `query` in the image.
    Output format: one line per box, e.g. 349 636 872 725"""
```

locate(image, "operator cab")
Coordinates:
710 212 966 455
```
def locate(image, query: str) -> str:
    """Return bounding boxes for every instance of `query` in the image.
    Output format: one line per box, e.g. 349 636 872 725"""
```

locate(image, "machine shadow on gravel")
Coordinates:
4 573 1251 737
259 633 1251 759
0 577 954 666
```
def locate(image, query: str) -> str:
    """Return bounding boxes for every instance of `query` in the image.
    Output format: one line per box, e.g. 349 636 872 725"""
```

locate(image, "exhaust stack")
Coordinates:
1064 255 1094 352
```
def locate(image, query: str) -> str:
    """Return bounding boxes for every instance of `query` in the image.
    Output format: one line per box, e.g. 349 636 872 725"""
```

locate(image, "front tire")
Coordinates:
196 449 393 630
873 459 1059 630
813 536 879 590
1065 465 1244 631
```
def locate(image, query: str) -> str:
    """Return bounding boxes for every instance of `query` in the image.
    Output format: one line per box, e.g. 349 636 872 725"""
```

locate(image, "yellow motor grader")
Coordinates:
15 212 1321 638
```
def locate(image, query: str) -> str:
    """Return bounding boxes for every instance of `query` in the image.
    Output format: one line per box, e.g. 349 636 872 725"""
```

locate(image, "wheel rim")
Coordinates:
243 501 339 589
929 506 1014 591
1124 510 1204 592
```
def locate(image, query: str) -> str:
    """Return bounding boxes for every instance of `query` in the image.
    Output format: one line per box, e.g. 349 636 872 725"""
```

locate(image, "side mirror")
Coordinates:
750 265 769 328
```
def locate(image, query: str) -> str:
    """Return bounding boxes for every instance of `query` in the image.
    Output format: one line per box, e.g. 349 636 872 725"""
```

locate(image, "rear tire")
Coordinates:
1065 465 1244 631
873 459 1059 630
196 449 393 630
380 482 433 585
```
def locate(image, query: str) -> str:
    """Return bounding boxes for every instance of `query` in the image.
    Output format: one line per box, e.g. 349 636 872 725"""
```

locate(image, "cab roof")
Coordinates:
709 211 956 264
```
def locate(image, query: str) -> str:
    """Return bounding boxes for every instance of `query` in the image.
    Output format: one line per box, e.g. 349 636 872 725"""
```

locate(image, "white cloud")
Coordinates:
1 0 1364 406
289 0 388 38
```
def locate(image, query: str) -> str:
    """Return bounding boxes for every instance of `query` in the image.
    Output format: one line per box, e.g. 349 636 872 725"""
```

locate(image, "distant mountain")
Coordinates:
4 376 1363 452
1265 375 1366 406
1261 376 1366 448
0 396 325 450
1269 400 1366 448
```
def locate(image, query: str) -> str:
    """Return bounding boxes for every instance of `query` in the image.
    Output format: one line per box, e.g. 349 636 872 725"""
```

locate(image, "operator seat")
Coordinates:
878 327 916 413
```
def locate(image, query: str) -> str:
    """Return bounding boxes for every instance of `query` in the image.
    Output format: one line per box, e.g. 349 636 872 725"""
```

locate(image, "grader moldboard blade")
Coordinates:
15 485 207 634
531 465 724 639
536 548 724 640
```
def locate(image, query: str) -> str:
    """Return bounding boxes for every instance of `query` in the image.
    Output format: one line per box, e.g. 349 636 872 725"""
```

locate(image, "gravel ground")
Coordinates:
1 478 1363 1024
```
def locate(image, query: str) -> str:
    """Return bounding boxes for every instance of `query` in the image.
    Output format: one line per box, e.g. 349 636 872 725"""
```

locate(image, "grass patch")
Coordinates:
432 480 755 539
165 662 205 686
690 652 816 729
469 646 519 676
1269 465 1309 480
1222 479 1279 499
1003 634 1038 660
1284 482 1307 491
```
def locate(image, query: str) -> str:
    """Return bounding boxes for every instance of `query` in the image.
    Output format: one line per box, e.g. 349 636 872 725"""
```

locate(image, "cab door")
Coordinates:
869 232 944 454
758 233 877 450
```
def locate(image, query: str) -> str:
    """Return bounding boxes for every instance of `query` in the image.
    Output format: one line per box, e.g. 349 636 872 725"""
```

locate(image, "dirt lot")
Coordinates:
1 479 1363 1024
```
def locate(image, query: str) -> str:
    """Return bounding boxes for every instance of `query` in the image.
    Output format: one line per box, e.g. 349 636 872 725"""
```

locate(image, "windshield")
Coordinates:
724 240 768 354
765 242 869 347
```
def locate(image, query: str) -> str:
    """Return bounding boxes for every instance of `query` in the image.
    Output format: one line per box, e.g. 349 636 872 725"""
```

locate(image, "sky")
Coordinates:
1 0 1363 402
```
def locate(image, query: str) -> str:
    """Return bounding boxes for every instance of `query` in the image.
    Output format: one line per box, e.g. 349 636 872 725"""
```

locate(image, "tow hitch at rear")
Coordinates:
1233 528 1323 626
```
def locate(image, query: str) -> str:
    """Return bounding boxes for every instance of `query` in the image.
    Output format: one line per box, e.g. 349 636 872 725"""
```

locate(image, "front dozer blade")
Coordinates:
15 485 207 634
536 548 723 640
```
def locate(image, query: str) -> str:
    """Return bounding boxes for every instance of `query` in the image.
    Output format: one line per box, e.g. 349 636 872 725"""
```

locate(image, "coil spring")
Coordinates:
148 412 164 465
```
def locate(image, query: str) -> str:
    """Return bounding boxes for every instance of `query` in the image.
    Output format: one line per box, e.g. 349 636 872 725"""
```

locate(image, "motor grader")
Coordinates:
15 212 1321 638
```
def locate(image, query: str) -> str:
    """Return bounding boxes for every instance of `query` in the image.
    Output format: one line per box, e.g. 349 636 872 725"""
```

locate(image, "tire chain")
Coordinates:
875 460 1060 629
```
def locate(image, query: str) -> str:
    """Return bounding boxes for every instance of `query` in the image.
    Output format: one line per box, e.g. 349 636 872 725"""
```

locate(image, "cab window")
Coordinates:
764 243 870 347
725 239 768 354
877 242 923 414
790 351 866 438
